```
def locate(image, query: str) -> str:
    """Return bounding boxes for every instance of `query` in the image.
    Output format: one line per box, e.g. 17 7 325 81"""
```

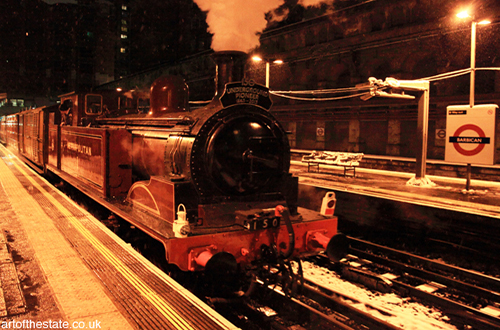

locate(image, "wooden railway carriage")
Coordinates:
17 106 59 170
0 51 344 273
0 114 19 150
0 115 6 144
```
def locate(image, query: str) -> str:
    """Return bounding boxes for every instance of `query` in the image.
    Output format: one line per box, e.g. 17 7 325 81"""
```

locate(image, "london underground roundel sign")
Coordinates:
451 124 488 156
445 104 498 165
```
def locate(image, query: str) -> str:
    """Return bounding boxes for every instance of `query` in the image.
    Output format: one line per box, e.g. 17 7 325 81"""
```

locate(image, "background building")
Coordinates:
0 0 211 114
254 0 500 161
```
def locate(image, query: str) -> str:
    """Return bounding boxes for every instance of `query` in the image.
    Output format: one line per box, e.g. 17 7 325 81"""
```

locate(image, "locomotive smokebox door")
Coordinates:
205 113 286 196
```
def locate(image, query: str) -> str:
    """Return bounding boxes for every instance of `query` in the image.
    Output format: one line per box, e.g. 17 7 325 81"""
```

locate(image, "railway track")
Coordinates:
208 235 500 329
309 237 500 329
208 274 402 330
254 278 404 330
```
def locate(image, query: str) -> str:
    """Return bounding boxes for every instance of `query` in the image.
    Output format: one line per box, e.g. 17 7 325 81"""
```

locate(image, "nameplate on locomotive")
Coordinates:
220 81 272 110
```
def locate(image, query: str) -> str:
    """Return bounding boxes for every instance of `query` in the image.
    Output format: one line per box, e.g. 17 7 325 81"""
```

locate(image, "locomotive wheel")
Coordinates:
204 252 239 294
205 252 238 276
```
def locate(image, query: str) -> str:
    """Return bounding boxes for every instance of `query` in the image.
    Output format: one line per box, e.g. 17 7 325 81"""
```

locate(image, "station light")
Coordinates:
478 20 491 25
456 10 470 19
251 55 284 88
456 9 491 107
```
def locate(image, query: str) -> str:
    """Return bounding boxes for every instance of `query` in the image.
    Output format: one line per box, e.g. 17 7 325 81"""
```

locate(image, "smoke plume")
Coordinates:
193 0 284 52
193 0 333 52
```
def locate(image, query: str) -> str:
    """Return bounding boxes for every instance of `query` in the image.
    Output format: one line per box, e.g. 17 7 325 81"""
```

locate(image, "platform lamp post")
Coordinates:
457 11 491 107
456 10 491 190
251 56 283 88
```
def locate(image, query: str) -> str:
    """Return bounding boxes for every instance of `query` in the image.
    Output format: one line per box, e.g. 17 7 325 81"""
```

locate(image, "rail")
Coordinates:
314 236 500 330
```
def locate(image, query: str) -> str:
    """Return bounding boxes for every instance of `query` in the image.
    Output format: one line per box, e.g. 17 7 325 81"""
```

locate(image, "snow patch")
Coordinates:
406 176 437 187
461 189 488 195
299 261 457 330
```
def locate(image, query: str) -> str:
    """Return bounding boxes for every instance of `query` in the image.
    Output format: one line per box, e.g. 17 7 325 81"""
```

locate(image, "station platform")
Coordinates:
290 160 500 218
0 145 237 329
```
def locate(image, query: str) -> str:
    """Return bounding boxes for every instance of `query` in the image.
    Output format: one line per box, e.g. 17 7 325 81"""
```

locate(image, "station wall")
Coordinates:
284 118 448 160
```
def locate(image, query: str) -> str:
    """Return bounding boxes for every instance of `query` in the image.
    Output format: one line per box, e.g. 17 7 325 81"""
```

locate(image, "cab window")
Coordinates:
138 98 149 114
85 94 103 115
118 96 144 114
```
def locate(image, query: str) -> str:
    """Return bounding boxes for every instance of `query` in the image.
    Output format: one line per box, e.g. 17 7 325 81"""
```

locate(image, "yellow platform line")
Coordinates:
6 155 194 330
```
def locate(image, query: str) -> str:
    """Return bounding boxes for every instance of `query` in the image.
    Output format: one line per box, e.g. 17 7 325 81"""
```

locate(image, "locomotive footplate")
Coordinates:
167 207 338 271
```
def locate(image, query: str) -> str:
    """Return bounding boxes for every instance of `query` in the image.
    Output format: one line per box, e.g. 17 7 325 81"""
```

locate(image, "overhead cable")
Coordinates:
270 91 375 101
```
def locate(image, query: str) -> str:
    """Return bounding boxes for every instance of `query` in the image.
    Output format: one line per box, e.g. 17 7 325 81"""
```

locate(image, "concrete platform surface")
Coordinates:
0 152 134 329
0 145 237 330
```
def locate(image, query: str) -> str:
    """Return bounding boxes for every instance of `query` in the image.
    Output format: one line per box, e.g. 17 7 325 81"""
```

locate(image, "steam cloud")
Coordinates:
193 0 284 52
193 0 331 52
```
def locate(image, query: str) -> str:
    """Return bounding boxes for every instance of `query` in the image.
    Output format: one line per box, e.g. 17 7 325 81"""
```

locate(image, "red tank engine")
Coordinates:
0 51 344 272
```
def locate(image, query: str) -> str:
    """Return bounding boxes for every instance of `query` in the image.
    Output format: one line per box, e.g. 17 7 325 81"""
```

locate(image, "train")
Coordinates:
0 51 345 275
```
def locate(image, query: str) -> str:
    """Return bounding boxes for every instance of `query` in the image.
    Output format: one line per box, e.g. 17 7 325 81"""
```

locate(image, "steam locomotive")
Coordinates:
0 51 344 273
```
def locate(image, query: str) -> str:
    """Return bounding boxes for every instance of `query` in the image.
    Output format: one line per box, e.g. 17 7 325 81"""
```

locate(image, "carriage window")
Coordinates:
85 94 102 115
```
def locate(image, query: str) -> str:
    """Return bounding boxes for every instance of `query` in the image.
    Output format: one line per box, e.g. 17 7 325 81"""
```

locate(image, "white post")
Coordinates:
415 81 430 180
470 21 476 108
265 62 270 88
466 21 477 190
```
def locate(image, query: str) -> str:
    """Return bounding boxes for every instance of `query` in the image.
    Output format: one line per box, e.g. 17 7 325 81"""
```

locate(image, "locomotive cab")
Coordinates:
58 89 147 126
58 92 105 126
58 93 79 126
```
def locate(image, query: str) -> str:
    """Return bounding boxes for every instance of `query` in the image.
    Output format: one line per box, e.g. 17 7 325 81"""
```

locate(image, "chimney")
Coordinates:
211 51 247 98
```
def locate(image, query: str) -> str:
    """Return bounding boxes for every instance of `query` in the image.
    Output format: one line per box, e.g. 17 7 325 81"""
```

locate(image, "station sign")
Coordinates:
445 104 498 165
435 129 446 140
220 80 272 110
